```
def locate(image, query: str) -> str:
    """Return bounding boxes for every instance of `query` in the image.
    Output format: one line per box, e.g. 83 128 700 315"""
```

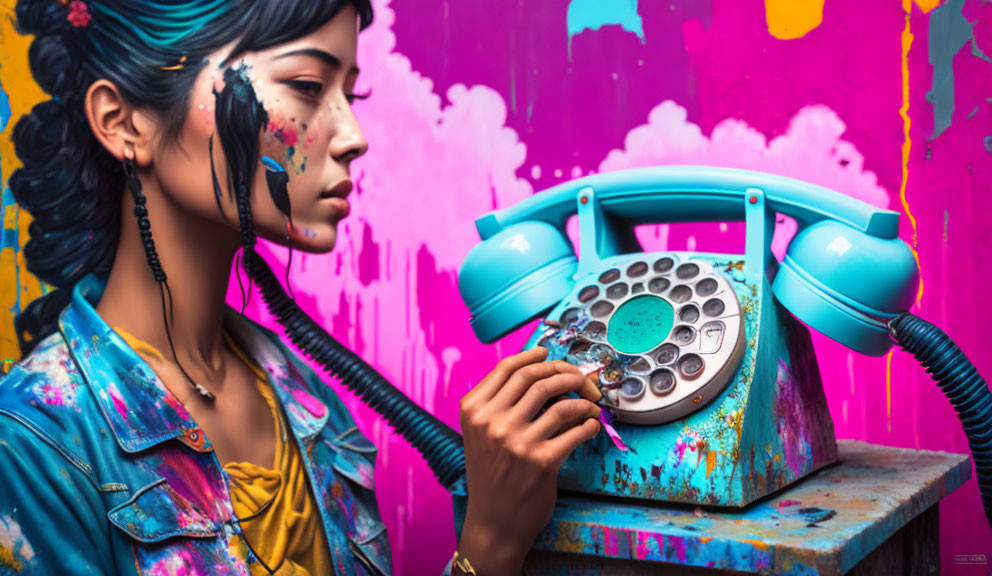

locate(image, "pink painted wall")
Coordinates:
241 0 990 572
0 0 985 572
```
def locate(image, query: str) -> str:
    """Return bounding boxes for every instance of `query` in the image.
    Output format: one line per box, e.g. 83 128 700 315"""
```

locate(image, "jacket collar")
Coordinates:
59 274 329 454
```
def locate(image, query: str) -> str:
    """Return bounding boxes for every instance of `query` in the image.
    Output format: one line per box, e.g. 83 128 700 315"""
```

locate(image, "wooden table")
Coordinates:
527 440 971 575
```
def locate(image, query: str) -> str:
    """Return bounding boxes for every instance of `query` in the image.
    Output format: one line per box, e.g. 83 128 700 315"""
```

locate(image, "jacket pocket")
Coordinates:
108 478 221 542
108 480 253 576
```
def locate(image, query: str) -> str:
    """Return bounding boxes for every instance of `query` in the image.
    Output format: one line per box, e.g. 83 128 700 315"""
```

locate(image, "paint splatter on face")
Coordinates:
266 114 299 147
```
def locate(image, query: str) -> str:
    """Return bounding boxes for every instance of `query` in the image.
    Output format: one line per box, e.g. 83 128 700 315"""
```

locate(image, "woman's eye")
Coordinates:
346 90 372 105
288 80 324 98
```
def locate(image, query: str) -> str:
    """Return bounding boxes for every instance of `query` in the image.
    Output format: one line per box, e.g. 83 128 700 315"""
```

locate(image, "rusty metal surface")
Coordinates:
534 440 970 575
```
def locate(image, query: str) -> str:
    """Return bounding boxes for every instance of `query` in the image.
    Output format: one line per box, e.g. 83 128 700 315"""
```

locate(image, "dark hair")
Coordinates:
11 0 373 355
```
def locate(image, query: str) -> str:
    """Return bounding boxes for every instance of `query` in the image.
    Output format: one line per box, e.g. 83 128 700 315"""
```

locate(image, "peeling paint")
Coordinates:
764 0 824 40
926 0 992 140
566 0 645 60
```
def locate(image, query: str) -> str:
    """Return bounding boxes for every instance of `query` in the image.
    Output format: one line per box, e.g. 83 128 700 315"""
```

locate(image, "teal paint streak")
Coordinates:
0 75 10 134
925 0 991 140
1 76 23 315
566 0 645 60
1 186 22 315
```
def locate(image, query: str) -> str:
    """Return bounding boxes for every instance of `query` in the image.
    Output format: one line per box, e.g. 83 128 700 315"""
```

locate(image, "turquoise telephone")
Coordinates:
458 167 992 520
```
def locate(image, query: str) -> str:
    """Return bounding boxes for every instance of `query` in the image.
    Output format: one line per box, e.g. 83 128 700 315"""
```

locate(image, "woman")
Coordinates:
0 0 602 574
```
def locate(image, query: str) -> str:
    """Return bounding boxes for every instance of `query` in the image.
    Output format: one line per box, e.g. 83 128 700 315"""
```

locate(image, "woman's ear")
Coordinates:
84 79 157 165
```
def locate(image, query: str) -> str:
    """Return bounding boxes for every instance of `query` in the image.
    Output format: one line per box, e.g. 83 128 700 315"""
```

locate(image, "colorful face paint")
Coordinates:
261 156 292 228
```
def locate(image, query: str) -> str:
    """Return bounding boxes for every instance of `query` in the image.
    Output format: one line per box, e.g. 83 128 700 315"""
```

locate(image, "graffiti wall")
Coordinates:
1 0 989 573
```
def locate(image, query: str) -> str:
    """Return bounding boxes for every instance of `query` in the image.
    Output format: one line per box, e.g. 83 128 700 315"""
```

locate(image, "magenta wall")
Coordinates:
241 0 992 572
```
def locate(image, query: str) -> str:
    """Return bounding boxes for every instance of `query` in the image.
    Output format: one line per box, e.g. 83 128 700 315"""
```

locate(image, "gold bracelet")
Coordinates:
451 550 477 576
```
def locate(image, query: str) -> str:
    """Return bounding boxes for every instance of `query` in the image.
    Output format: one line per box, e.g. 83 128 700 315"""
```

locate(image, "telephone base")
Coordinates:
550 255 838 507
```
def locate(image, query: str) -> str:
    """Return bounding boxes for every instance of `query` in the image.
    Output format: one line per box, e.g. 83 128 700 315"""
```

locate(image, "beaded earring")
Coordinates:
122 145 215 400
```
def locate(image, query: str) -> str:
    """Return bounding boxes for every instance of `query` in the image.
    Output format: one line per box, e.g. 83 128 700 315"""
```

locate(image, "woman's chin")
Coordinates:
291 226 338 254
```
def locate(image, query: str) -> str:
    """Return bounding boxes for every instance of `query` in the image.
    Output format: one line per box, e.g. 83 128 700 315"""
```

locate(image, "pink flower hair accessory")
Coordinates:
66 1 92 28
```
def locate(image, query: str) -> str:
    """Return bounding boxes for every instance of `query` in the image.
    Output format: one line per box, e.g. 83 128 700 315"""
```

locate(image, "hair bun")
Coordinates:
15 1 71 38
26 34 73 96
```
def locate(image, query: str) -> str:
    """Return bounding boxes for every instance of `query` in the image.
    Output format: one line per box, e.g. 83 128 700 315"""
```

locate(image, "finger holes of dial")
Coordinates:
678 354 705 379
649 368 677 396
673 325 696 346
703 298 725 317
578 285 600 303
590 300 615 317
599 269 621 284
582 321 607 340
679 305 700 324
648 277 671 294
654 343 679 365
568 339 592 355
628 357 652 373
560 307 581 326
676 263 699 279
695 278 719 297
669 285 692 303
653 257 674 273
627 261 649 277
606 283 629 300
619 377 645 400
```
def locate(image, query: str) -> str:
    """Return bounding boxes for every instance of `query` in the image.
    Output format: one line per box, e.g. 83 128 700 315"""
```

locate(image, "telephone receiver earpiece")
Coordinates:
459 167 919 353
774 220 918 356
459 220 578 343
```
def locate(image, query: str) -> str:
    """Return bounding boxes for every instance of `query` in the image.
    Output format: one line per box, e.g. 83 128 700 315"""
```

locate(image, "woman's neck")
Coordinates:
96 175 244 380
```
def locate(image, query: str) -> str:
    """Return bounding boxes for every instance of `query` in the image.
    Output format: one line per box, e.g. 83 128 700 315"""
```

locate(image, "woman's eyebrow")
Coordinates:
274 48 360 75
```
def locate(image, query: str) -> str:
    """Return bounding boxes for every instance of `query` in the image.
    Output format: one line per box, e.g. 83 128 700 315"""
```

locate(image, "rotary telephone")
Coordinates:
458 166 992 517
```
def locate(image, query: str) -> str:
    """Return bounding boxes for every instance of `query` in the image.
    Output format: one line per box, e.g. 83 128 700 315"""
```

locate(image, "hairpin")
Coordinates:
160 56 188 71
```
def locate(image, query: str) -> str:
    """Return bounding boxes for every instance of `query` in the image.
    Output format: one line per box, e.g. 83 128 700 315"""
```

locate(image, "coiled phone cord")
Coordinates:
890 313 992 528
249 257 467 491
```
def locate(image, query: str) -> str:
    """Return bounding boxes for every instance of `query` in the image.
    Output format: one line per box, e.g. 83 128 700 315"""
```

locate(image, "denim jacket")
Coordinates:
0 274 393 576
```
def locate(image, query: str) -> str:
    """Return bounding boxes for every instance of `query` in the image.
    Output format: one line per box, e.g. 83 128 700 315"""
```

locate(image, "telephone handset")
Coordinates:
459 167 991 523
462 167 915 350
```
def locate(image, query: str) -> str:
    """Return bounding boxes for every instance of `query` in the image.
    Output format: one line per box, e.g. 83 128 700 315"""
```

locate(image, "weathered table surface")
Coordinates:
530 440 971 575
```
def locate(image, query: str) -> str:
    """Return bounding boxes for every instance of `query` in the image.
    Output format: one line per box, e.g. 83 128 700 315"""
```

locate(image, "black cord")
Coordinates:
890 313 992 529
248 257 466 490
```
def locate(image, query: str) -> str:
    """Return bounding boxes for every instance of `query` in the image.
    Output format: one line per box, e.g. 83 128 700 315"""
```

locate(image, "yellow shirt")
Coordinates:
115 328 332 576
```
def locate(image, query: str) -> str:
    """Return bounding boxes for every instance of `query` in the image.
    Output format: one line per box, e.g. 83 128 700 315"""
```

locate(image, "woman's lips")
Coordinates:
320 179 353 199
320 179 352 219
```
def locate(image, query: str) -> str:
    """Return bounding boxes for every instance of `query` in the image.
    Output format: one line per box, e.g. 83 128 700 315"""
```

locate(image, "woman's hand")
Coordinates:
457 346 602 575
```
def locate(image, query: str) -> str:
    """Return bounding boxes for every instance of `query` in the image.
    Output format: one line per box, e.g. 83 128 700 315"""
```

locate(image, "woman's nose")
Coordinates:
330 105 369 164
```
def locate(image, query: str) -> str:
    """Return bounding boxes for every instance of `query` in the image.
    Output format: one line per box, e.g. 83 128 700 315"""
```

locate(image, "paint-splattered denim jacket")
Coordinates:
0 274 393 576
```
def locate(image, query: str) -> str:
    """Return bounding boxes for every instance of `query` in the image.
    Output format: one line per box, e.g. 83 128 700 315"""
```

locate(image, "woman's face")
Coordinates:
151 5 367 253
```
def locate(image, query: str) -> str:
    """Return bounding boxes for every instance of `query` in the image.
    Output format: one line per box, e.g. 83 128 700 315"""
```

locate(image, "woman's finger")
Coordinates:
466 347 548 403
489 360 580 410
543 417 602 466
523 398 600 441
511 371 600 422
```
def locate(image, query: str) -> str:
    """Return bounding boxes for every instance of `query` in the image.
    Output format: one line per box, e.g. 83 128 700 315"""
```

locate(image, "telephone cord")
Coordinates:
890 312 992 529
249 258 467 491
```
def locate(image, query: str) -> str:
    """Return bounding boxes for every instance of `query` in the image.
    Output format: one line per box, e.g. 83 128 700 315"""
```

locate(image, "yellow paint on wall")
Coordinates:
914 0 942 14
898 0 924 310
765 0 825 40
1 0 48 361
